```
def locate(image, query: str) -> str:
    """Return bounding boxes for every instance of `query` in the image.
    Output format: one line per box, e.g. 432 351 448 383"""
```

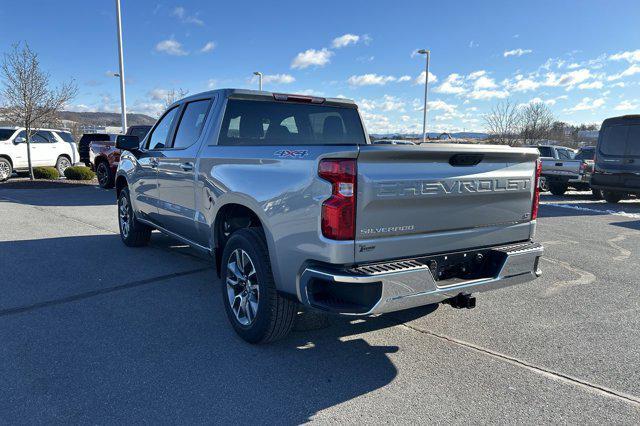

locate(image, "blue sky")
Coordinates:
1 0 639 133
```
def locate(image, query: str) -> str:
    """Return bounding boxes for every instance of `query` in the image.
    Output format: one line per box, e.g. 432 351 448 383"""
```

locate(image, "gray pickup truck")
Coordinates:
114 89 543 343
524 145 597 196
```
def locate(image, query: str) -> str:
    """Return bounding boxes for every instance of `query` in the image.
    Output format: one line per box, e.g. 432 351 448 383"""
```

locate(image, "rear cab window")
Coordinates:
217 99 366 146
56 131 75 143
0 129 17 141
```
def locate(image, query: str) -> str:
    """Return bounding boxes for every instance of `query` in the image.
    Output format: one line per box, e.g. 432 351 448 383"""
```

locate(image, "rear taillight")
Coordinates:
532 159 542 220
318 159 356 240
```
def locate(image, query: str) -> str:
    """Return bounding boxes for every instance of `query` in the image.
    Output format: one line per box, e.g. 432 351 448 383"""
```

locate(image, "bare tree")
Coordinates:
1 42 77 179
520 101 554 144
483 99 521 145
163 88 189 109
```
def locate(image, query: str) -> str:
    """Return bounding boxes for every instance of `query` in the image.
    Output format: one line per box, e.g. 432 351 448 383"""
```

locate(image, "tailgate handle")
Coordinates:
555 162 563 166
449 154 483 167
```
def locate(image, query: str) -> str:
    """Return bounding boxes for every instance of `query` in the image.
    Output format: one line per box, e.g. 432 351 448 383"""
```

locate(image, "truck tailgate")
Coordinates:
355 144 538 263
540 158 581 177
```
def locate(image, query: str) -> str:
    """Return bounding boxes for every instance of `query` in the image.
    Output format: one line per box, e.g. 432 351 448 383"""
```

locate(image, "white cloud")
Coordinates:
171 6 204 25
467 70 487 80
509 76 541 92
504 48 533 58
615 100 639 111
200 41 215 53
332 34 360 48
544 69 592 89
257 74 296 84
397 75 412 82
567 63 581 69
428 100 457 114
348 74 396 86
607 64 640 81
378 95 405 112
155 39 188 56
578 81 603 90
609 49 640 63
148 88 169 101
207 79 217 89
468 89 509 100
434 73 465 94
473 76 497 90
291 48 333 69
564 97 606 113
414 71 438 85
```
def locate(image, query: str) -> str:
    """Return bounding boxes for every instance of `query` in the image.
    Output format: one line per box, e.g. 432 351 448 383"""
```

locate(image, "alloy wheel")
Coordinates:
0 162 10 180
58 158 71 174
97 163 108 186
226 249 260 326
119 195 130 238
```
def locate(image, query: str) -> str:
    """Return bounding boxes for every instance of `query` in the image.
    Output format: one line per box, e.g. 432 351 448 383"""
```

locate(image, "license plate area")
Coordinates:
416 248 507 285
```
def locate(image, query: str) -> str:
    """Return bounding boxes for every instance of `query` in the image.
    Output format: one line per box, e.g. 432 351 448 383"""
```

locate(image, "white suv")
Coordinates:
0 127 80 181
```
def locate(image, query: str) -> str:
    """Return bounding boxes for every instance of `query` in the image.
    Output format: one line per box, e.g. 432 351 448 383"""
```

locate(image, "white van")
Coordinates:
0 127 80 181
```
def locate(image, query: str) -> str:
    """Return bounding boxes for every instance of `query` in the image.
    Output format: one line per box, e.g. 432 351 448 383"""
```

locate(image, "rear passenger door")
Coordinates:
155 97 213 243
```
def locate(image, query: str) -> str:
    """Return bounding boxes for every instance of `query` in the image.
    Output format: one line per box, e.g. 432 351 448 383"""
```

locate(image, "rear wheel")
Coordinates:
55 156 71 176
603 191 624 204
96 161 115 189
221 228 297 344
549 183 568 196
118 187 152 246
0 158 12 182
591 188 604 200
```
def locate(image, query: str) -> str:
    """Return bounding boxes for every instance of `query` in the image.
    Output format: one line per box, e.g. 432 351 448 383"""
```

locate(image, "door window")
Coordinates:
17 131 49 143
146 107 179 150
171 100 211 149
625 125 640 156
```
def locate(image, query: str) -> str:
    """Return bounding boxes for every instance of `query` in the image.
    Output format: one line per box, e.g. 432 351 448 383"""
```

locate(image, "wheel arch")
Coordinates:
212 202 268 277
0 154 13 167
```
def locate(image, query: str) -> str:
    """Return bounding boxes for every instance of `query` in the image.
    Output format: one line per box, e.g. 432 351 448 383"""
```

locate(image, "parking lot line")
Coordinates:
0 266 212 318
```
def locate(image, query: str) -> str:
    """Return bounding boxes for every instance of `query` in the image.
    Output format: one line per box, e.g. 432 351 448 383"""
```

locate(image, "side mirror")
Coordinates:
116 134 140 151
14 136 26 144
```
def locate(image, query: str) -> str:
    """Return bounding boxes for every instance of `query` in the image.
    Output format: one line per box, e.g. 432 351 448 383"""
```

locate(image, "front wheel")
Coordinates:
0 158 12 182
56 156 71 176
96 161 115 189
221 228 297 344
118 187 152 246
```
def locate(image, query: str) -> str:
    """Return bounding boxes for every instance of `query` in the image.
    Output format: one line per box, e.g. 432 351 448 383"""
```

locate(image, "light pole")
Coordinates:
115 0 127 133
253 71 263 91
417 49 430 142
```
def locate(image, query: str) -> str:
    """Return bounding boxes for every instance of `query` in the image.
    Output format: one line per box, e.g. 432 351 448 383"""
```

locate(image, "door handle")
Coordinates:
180 162 194 171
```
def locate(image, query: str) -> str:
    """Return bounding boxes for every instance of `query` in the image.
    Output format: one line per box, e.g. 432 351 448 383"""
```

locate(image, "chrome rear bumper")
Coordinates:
299 242 543 315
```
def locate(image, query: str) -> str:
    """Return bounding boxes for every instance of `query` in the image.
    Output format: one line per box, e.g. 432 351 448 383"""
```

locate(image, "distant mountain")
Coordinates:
57 111 156 127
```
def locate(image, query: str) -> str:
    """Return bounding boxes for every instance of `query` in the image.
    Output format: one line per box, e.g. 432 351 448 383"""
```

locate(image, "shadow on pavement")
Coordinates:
0 185 114 206
0 228 441 423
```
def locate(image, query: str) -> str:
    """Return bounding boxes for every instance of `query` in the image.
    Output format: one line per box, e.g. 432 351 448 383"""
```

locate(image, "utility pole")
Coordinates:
417 49 430 142
115 0 127 133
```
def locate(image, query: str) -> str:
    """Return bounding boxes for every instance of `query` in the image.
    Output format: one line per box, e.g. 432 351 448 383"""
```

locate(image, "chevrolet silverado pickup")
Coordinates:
114 89 544 343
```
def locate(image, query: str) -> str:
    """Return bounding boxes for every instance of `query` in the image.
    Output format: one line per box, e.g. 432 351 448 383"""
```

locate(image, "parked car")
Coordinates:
591 115 640 203
524 145 593 196
114 89 543 343
0 127 80 181
78 133 118 168
83 126 152 188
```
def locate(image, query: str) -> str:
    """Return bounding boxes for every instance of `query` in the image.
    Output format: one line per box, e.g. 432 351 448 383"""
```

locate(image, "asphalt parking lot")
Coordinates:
1 184 639 423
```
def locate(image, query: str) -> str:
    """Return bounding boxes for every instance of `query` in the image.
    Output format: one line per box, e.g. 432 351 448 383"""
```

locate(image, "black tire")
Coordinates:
96 161 115 189
118 187 152 247
603 191 624 204
220 228 297 344
55 155 72 176
591 188 604 200
549 183 568 196
0 158 12 182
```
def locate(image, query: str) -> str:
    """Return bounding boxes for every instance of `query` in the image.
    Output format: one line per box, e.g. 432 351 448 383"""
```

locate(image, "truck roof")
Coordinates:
601 115 640 127
172 88 357 109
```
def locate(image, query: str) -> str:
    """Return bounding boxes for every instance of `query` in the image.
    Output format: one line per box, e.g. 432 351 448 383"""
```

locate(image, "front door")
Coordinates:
132 106 181 223
156 98 213 244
